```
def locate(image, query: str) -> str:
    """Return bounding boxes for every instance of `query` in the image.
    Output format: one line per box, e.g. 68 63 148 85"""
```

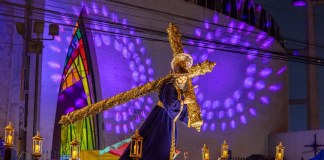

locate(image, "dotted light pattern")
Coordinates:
43 1 155 136
79 2 155 135
185 13 286 131
43 2 286 135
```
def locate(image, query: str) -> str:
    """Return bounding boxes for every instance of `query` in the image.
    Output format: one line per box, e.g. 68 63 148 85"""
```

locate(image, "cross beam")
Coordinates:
59 61 216 125
304 134 324 157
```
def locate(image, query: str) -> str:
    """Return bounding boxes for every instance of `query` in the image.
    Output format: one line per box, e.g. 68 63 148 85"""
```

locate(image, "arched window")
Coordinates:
242 0 249 23
222 0 231 16
207 0 216 10
248 1 256 25
259 9 267 31
230 0 238 19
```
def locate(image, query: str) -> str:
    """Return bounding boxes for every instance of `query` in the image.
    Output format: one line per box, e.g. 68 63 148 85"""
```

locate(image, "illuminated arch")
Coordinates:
52 13 96 154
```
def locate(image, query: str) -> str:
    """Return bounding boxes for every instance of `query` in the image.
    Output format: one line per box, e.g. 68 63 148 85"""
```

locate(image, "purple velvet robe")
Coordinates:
119 81 188 160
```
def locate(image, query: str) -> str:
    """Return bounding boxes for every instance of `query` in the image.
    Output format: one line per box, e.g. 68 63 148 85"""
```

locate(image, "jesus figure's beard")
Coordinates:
176 83 186 90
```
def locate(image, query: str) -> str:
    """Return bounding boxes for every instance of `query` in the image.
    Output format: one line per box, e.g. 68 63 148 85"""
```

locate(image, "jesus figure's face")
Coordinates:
175 76 188 90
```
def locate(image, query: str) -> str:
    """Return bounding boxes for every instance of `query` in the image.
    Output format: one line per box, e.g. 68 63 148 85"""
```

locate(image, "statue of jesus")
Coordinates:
120 53 194 160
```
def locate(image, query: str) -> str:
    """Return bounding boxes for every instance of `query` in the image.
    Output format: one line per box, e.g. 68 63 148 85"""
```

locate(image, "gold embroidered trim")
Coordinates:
157 101 164 108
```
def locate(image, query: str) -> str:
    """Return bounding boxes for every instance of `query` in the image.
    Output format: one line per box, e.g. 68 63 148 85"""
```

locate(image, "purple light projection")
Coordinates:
40 3 84 151
43 2 155 136
292 0 307 7
41 1 287 136
75 2 155 135
185 13 286 131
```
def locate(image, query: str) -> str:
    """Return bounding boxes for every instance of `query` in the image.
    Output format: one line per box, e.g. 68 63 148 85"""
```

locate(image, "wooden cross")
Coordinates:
167 23 205 132
304 134 324 157
59 24 216 127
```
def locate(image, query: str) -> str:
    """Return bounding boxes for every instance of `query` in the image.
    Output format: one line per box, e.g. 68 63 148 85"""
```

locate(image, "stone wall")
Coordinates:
0 1 23 150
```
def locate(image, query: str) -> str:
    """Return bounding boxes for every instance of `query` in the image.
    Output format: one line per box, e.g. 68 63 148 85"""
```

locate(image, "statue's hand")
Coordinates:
183 97 195 104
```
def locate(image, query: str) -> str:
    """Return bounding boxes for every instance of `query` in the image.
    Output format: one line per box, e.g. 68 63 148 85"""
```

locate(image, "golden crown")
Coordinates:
171 53 193 70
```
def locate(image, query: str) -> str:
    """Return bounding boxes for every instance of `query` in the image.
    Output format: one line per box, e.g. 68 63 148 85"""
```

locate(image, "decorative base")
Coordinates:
33 154 42 160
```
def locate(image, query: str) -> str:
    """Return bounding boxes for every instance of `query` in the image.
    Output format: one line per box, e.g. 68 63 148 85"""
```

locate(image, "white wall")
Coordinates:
37 0 289 159
94 0 289 159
